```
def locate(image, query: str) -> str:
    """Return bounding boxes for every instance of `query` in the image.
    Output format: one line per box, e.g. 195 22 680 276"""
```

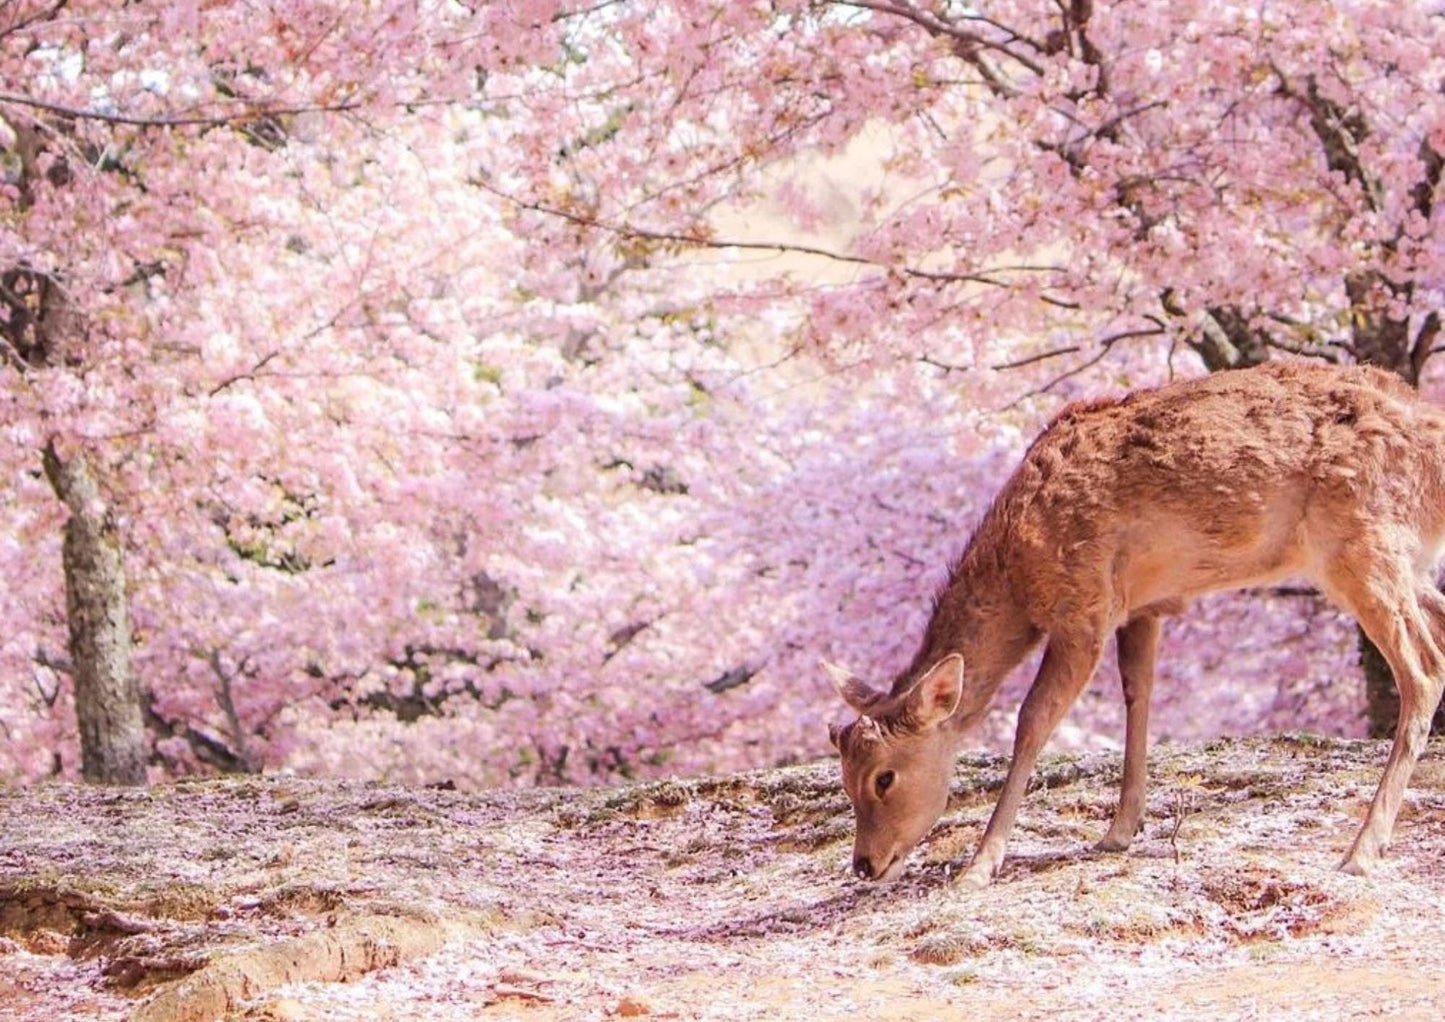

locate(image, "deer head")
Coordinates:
825 655 965 881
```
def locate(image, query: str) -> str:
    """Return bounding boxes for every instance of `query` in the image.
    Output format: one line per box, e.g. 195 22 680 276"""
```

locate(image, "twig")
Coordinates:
1169 788 1189 865
0 90 366 129
1002 325 1166 407
834 0 1045 77
991 344 1083 371
473 178 1063 291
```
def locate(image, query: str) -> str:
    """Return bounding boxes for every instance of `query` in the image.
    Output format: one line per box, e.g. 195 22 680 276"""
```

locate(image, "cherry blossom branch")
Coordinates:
1003 325 1166 406
833 0 1045 78
1271 70 1376 210
924 326 1163 380
478 181 1064 291
208 350 283 397
0 90 366 129
0 0 70 41
1256 313 1349 363
703 664 757 694
921 345 1083 374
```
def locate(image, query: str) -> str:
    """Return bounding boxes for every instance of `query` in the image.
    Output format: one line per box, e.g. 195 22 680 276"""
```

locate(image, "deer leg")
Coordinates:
1329 562 1445 874
1416 586 1445 641
1096 614 1161 853
959 630 1104 889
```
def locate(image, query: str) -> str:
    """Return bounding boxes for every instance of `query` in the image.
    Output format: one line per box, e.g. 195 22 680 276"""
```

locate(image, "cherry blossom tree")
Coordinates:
2 0 1443 788
1 0 514 781
466 0 1445 741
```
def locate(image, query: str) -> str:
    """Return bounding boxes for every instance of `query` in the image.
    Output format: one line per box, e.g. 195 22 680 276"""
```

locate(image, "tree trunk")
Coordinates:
42 443 148 785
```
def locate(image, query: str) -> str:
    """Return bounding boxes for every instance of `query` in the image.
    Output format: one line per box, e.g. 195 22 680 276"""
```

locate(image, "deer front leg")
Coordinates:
959 631 1104 889
1096 615 1160 852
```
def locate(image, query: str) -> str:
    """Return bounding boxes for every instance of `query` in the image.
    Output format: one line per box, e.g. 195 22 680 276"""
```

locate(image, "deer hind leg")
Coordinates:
1326 550 1445 875
960 628 1105 889
1097 614 1161 853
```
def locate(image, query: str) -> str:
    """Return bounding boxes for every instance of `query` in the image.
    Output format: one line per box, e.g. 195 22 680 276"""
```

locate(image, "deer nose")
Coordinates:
853 855 874 880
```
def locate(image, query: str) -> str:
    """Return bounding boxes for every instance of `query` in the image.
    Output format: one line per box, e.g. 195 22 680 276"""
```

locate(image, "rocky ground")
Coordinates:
3 735 1445 1021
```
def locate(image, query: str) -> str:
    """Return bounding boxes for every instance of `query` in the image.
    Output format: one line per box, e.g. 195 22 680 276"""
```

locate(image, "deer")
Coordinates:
825 359 1445 888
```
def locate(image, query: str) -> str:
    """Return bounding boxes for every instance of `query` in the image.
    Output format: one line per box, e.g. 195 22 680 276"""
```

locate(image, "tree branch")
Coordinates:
208 350 282 397
704 665 757 695
923 344 1084 374
476 179 1064 291
144 698 257 775
1002 325 1165 406
1412 310 1441 383
33 647 74 675
833 0 1041 94
1272 70 1379 211
0 0 70 42
991 344 1083 371
207 651 257 774
0 90 365 130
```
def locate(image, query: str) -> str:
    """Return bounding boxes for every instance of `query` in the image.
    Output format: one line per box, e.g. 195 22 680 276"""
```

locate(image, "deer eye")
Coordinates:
875 770 895 796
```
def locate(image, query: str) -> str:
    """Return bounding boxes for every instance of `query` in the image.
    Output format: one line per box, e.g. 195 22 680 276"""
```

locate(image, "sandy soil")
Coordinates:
3 736 1445 1021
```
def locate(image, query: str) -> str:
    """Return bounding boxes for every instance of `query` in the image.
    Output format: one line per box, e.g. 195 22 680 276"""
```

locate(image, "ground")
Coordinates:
3 736 1445 1021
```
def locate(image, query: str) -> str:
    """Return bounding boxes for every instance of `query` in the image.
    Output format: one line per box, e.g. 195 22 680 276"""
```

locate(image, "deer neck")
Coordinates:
897 539 1037 736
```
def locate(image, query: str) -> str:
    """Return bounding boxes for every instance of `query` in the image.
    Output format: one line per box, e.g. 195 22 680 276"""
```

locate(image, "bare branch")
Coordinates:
1002 325 1164 406
928 324 1164 382
208 651 257 773
923 344 1084 374
1010 345 1111 404
1412 311 1441 381
31 669 61 708
144 695 258 775
33 647 74 676
992 344 1083 372
704 665 757 695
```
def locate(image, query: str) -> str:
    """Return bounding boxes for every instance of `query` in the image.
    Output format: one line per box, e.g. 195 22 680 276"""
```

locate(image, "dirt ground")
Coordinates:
3 735 1445 1021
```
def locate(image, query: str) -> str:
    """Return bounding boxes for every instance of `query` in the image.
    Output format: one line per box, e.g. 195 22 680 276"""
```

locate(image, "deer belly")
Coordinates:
1113 512 1309 613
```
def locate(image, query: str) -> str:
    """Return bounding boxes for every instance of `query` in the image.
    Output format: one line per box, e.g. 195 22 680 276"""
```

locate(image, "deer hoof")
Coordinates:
1093 834 1132 854
956 863 994 891
1339 853 1374 877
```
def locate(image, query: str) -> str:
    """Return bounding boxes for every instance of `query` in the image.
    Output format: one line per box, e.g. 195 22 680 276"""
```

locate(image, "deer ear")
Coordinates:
821 659 884 715
902 654 964 730
828 723 843 750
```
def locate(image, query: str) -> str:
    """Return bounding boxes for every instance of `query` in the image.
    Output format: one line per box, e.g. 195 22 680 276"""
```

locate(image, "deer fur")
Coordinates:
827 360 1445 887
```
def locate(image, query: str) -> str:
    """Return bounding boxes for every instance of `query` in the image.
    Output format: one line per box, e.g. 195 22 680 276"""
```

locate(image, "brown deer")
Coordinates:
826 360 1445 887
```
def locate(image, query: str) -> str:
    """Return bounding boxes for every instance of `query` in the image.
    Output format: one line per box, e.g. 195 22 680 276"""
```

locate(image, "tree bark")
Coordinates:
42 443 148 785
4 116 150 784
